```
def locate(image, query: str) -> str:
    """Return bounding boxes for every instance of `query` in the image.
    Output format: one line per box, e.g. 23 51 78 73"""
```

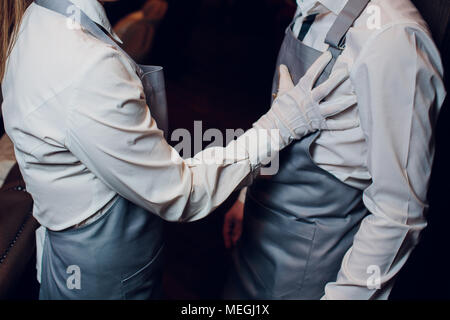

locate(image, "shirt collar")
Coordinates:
296 0 349 15
69 0 123 43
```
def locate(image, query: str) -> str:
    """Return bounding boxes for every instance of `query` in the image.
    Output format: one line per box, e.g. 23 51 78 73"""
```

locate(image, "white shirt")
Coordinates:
293 0 371 189
298 0 444 299
240 0 446 299
1 0 277 231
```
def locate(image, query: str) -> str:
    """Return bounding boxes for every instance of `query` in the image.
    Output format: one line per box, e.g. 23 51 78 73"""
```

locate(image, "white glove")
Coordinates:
254 51 358 149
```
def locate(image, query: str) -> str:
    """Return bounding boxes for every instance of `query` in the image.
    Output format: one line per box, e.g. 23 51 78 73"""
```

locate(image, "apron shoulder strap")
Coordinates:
34 0 142 76
286 12 303 34
325 0 370 52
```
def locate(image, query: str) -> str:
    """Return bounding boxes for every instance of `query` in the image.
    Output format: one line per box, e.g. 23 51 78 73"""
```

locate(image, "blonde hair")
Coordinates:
1 0 32 81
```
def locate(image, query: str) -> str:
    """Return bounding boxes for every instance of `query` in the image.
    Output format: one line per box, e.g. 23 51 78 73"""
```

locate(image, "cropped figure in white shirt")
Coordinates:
223 0 446 300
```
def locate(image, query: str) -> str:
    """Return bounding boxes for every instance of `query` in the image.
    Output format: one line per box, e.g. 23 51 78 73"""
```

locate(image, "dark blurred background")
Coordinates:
0 0 449 300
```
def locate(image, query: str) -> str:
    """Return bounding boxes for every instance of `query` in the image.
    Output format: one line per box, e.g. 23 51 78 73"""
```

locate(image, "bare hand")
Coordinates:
223 200 244 249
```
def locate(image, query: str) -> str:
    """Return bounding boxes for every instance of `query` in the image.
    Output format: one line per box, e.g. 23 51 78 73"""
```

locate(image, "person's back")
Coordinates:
2 2 125 230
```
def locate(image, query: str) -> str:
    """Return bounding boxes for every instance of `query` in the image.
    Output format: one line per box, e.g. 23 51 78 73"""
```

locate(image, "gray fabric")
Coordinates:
34 0 166 300
325 0 371 49
34 0 169 138
224 0 369 300
140 65 168 138
39 197 164 300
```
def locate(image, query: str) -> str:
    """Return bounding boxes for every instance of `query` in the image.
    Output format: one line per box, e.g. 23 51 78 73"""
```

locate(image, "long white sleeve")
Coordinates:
323 23 446 299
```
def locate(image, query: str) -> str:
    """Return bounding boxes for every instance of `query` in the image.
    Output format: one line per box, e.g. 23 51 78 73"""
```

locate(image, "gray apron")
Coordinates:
224 0 370 300
34 0 168 300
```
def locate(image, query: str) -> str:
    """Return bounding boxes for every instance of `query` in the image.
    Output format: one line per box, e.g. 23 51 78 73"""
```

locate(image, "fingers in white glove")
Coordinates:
324 118 360 131
319 95 359 131
312 69 350 102
278 64 295 96
253 50 356 157
319 94 358 117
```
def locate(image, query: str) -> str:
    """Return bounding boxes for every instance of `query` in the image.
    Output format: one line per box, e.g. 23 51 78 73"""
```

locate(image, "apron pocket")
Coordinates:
240 198 316 298
121 244 164 300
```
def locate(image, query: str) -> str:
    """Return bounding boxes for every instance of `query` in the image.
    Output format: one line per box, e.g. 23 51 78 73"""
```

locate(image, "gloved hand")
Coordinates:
254 51 358 149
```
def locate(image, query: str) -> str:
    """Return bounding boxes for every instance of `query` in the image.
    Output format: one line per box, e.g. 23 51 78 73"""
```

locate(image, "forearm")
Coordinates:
177 127 280 222
323 202 426 300
67 120 280 223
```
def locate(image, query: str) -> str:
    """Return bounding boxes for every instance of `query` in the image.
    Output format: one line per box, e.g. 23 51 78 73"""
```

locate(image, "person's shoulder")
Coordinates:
26 3 131 79
346 0 441 68
348 0 433 51
19 3 137 96
4 4 137 120
357 0 429 32
369 0 428 27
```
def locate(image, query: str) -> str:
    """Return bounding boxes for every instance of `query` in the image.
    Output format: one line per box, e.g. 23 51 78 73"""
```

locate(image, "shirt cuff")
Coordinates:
236 128 281 171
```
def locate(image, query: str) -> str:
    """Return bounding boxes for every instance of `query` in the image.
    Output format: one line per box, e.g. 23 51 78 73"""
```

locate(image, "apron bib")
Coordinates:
34 0 168 299
224 0 370 300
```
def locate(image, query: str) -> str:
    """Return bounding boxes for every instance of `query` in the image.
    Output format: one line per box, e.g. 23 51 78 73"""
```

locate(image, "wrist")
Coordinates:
254 110 293 149
238 187 247 203
236 127 282 171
